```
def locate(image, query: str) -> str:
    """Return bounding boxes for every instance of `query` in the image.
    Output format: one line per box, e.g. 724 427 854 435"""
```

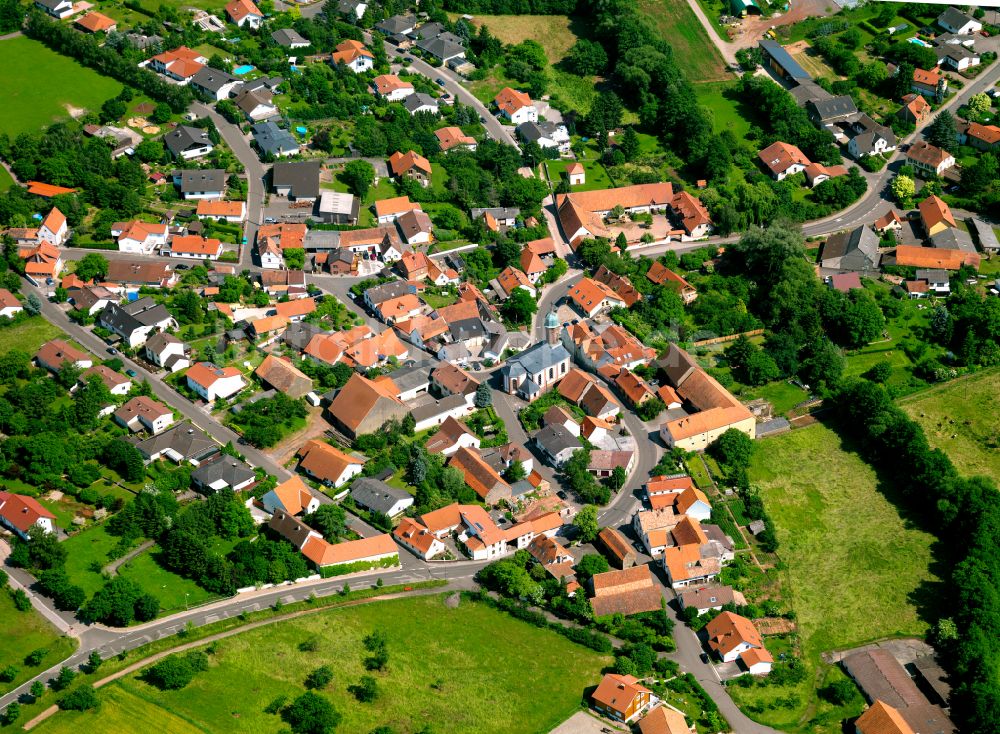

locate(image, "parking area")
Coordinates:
548 711 627 734
262 197 316 224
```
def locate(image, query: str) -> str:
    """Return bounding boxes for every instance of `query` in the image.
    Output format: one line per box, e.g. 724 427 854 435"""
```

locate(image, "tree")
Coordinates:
967 93 991 118
53 666 76 691
0 0 22 33
573 505 599 543
501 288 537 325
341 160 375 199
305 665 334 690
282 691 341 734
619 127 639 162
25 293 41 315
474 383 492 408
563 39 607 76
3 701 19 725
710 429 755 472
926 111 957 150
821 678 859 705
575 553 609 580
891 174 915 206
608 466 627 491
306 504 347 543
735 46 762 70
363 629 388 671
350 675 380 703
58 685 99 711
150 103 172 124
74 253 109 282
142 652 207 690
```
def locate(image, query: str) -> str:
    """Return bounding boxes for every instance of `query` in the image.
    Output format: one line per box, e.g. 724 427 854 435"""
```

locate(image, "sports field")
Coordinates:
899 368 1000 482
0 36 121 137
734 423 940 732
36 594 610 734
637 0 729 82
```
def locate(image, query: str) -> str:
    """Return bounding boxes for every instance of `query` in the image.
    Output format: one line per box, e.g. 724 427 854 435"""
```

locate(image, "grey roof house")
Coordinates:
191 455 256 493
350 477 414 517
252 121 300 158
820 225 880 273
807 95 858 125
134 421 219 465
271 161 320 200
415 36 465 62
174 168 226 199
404 93 440 116
98 297 177 348
534 423 582 467
163 125 213 160
190 67 242 101
272 28 310 48
376 14 416 36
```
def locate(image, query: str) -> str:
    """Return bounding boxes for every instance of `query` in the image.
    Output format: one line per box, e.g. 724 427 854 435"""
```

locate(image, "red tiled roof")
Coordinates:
0 491 55 533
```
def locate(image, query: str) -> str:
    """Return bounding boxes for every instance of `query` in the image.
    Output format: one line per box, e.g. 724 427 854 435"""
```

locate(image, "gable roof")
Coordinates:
255 354 311 395
918 194 956 230
856 701 916 734
350 476 411 514
0 491 56 533
568 276 625 313
297 439 363 483
494 87 533 115
35 339 88 369
226 0 262 20
907 140 951 167
590 564 663 617
75 11 116 31
186 361 242 389
705 611 763 656
327 373 404 434
448 447 509 501
301 532 396 567
638 705 693 734
435 126 476 151
556 183 674 214
758 141 809 175
592 674 652 714
388 150 432 176
268 476 316 515
892 245 978 270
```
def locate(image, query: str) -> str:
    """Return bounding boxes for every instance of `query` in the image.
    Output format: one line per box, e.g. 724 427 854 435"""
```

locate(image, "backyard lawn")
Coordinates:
0 318 62 357
0 37 121 137
637 0 729 83
36 594 610 734
0 165 13 192
734 423 940 732
899 368 1000 481
694 82 752 138
0 591 77 695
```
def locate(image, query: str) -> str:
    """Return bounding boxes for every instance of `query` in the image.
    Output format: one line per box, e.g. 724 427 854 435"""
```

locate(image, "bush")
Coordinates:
58 685 99 711
282 691 341 734
305 665 334 690
143 652 208 691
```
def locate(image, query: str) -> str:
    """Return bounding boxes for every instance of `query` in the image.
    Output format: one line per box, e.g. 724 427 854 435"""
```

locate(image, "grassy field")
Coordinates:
0 165 13 192
637 0 729 83
694 82 752 138
36 594 610 734
735 423 940 731
0 318 62 357
545 158 615 192
0 591 78 695
0 37 122 138
899 368 1000 481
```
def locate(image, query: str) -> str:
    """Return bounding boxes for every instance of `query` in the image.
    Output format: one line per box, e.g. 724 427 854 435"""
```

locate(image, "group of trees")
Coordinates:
834 379 1000 733
227 392 308 448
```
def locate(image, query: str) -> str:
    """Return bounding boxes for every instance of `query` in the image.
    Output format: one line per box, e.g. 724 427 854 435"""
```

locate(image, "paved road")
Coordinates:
25 280 291 481
191 102 267 269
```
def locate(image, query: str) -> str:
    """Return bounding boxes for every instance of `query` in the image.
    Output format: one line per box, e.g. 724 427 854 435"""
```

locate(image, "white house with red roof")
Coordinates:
164 235 223 260
112 221 170 255
0 288 22 319
0 491 56 539
494 87 537 125
147 47 207 84
186 362 246 401
39 207 68 247
225 0 263 28
331 40 374 73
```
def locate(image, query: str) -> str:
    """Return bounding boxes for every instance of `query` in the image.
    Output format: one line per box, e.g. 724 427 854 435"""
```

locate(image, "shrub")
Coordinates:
58 685 99 711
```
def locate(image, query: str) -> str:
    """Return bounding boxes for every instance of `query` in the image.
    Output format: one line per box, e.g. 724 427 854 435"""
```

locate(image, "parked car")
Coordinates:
435 77 445 86
125 369 138 377
264 216 278 224
175 264 190 270
106 347 118 355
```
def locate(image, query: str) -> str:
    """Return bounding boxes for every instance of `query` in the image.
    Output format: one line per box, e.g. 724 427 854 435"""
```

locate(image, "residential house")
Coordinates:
350 477 414 518
19 240 63 285
190 67 243 101
670 191 712 238
678 585 746 615
191 455 256 493
936 43 980 71
519 246 549 284
593 265 642 307
615 369 657 408
397 209 434 245
705 611 773 674
35 0 74 18
890 244 979 270
758 141 810 180
272 161 321 201
98 298 176 348
404 93 439 116
388 150 432 187
647 262 697 303
434 126 477 152
494 87 537 124
174 169 225 199
907 141 955 177
225 0 262 28
164 125 213 161
937 6 981 35
253 121 299 158
148 47 206 84
75 12 117 32
591 674 653 724
500 341 571 400
566 162 585 186
590 564 664 617
898 94 931 125
804 162 849 188
849 116 897 158
372 74 414 102
915 268 951 295
556 183 674 246
106 260 177 289
78 364 131 396
272 28 310 48
517 121 570 153
919 195 956 236
493 266 536 300
164 235 223 260
448 447 512 505
375 14 415 36
426 416 482 456
326 373 407 439
0 492 55 540
331 40 374 73
855 701 916 734
638 706 696 734
0 289 22 319
567 277 625 318
235 88 279 122
38 207 68 247
262 475 320 516
394 517 446 560
297 439 364 488
415 35 465 63
430 362 480 400
255 354 313 398
197 200 246 223
186 361 245 401
957 121 1000 151
144 332 189 372
874 210 905 234
134 421 219 465
112 221 169 255
534 423 582 467
337 0 367 19
819 226 881 272
911 67 947 100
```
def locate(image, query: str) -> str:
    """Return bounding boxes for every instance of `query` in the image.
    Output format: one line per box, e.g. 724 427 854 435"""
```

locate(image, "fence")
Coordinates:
690 329 765 348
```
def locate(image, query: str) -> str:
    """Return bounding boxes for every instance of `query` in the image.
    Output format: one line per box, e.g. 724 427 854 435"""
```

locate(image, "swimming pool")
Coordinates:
907 37 932 48
296 126 307 135
233 64 255 75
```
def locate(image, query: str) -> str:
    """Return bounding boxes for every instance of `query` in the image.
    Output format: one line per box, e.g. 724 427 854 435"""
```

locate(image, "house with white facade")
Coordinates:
185 362 246 401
